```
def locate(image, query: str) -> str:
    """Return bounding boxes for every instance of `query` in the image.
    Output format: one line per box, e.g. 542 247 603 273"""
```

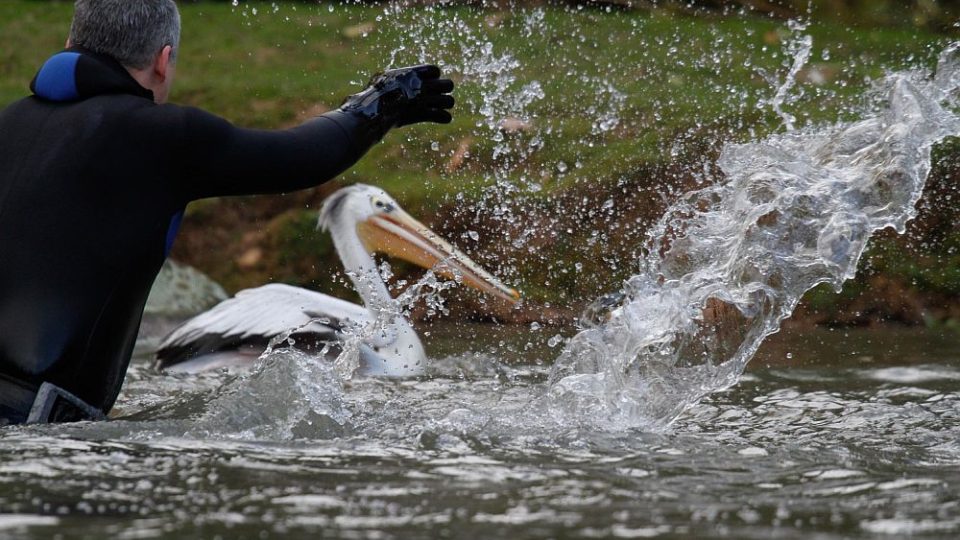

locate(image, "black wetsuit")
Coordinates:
0 48 395 422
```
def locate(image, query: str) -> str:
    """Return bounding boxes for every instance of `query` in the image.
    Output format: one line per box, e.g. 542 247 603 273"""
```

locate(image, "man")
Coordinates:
0 0 454 424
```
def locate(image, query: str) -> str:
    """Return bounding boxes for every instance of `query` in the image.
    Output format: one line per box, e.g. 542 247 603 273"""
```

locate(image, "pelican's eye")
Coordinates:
373 199 395 213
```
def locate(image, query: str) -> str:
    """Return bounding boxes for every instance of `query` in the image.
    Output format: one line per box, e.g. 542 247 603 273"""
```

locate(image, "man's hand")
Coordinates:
340 65 455 129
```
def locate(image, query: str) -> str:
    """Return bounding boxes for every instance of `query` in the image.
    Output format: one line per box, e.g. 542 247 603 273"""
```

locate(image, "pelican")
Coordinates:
155 184 520 376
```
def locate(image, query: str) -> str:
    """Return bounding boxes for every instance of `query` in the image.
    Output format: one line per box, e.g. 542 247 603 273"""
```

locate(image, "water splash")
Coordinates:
546 43 960 430
165 11 958 435
191 349 351 440
190 265 473 439
326 267 459 378
761 20 813 131
588 77 628 136
373 6 554 282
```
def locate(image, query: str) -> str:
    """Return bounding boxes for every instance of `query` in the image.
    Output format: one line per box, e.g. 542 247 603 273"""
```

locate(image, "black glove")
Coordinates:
339 64 455 133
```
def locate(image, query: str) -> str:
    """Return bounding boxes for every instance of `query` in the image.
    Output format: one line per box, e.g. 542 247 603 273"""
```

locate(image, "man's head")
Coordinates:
68 0 180 103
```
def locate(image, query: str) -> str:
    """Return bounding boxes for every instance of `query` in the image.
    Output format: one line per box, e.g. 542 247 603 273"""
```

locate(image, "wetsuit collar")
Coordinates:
30 46 154 103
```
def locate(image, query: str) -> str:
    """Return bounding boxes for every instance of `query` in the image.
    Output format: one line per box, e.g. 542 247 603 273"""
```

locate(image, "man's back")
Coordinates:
0 71 185 414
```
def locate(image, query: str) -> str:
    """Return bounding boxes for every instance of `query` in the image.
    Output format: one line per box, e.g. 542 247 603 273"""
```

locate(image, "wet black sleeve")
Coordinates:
173 106 378 201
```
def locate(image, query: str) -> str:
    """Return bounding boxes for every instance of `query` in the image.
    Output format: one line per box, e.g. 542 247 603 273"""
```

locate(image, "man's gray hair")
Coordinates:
69 0 180 69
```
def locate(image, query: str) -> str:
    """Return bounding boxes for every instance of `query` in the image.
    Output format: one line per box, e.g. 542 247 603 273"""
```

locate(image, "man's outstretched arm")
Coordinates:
174 64 454 201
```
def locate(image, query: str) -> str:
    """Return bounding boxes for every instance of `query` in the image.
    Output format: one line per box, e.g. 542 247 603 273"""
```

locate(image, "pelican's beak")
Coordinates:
356 208 521 304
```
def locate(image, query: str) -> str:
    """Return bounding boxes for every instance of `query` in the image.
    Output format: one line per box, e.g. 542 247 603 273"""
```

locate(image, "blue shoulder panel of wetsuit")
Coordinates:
32 52 81 102
164 209 184 258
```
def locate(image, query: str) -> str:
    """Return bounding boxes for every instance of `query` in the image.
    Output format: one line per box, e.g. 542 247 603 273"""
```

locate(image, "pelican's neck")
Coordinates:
328 216 394 313
326 208 427 376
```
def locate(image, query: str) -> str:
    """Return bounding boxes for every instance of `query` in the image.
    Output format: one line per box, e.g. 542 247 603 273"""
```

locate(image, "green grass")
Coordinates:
1 1 956 321
3 2 946 166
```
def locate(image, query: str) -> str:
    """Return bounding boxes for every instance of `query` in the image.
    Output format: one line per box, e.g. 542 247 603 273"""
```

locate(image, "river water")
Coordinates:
0 323 958 539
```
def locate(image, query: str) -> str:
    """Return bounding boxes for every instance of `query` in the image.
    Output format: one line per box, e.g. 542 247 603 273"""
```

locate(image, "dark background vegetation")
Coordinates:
2 0 959 329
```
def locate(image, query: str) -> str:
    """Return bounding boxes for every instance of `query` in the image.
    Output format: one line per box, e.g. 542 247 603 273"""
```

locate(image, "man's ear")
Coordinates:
154 45 173 82
65 38 72 48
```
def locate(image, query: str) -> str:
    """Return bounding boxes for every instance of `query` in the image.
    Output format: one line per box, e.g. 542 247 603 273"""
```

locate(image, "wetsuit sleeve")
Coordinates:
174 106 377 201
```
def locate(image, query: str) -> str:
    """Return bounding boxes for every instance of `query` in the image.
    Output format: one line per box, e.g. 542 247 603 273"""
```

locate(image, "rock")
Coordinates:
499 117 534 133
237 247 264 269
144 259 228 317
797 64 839 85
342 22 375 39
445 137 474 173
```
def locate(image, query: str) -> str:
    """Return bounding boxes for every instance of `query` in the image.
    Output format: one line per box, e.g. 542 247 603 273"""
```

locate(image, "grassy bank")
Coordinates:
1 1 957 326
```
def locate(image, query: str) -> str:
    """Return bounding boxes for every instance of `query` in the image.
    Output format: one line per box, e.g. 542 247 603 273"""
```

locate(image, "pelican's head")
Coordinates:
318 184 520 304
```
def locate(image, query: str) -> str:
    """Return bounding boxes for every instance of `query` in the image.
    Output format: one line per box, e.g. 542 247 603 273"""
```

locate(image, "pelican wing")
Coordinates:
155 283 370 367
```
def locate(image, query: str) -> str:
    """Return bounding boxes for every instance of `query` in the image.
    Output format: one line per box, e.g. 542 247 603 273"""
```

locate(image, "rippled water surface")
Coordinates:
0 323 958 539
